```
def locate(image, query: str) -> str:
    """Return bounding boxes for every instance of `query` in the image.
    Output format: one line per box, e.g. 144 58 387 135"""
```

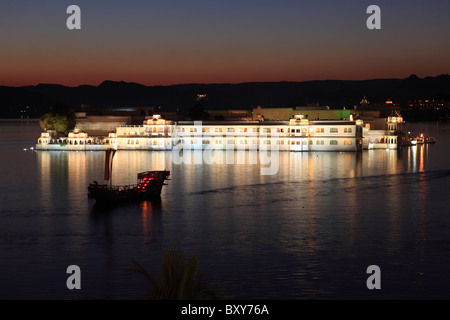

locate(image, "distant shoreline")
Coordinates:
0 118 40 125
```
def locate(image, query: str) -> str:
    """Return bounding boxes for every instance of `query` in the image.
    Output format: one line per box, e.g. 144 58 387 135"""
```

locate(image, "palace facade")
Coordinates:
36 113 403 152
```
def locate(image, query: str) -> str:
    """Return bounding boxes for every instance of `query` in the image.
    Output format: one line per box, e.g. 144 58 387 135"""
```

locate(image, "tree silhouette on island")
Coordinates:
39 104 76 135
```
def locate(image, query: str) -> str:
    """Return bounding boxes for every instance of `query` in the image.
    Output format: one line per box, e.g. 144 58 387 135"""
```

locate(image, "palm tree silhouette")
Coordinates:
127 248 219 300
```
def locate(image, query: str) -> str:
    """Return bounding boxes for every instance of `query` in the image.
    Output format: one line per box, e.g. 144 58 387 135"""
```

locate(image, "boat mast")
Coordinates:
104 148 116 187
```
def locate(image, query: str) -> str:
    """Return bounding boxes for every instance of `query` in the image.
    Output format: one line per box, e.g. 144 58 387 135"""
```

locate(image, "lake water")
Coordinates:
1 119 450 300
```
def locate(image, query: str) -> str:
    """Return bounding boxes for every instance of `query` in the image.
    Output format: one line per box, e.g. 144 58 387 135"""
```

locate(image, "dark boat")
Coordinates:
88 149 170 203
88 170 170 203
425 136 436 144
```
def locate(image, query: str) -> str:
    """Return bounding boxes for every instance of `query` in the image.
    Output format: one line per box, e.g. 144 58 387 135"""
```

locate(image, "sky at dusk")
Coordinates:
1 0 449 87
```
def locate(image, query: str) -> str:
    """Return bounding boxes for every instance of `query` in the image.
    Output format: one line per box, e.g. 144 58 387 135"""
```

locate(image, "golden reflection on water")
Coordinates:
36 148 431 258
408 144 428 173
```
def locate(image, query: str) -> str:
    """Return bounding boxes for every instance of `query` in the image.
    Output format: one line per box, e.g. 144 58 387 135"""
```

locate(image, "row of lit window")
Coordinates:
143 139 355 146
177 127 287 133
173 127 354 135
288 140 351 145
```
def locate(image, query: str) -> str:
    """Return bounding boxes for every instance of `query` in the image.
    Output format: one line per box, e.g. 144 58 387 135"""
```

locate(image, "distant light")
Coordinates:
23 148 27 151
111 108 137 112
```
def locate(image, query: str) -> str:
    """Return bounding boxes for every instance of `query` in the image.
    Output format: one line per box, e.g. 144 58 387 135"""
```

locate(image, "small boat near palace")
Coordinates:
88 170 170 203
425 136 435 144
404 134 436 145
88 148 170 203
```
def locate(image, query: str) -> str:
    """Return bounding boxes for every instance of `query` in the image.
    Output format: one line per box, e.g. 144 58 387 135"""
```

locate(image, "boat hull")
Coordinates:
88 185 164 203
88 170 170 204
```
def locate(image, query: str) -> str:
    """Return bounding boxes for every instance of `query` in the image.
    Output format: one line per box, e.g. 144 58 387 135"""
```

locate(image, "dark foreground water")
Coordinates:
1 119 450 300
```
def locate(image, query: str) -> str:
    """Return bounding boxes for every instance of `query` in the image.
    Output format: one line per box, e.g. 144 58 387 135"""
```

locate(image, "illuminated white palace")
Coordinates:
36 113 403 152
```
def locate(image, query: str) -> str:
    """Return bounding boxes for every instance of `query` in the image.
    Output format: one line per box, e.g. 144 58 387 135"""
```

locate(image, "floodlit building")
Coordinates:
36 113 403 152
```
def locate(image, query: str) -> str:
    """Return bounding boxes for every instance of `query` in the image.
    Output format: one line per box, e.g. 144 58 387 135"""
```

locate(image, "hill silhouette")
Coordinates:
1 74 449 118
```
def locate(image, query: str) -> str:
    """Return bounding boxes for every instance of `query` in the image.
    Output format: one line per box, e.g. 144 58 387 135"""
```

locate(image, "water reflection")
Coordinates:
90 199 162 239
408 144 428 173
7 120 450 299
28 141 450 298
35 148 430 252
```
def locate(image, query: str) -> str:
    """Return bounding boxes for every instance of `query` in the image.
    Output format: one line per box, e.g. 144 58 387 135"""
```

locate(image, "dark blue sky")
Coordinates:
1 0 449 86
